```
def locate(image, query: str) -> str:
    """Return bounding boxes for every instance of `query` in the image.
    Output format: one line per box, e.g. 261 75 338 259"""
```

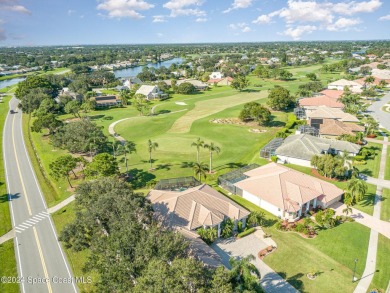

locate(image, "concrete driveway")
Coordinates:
211 229 299 293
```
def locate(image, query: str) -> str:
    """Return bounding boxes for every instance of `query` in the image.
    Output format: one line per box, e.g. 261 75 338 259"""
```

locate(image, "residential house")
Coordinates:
299 96 344 110
123 77 142 89
274 134 361 167
93 95 122 108
317 119 365 139
136 85 166 100
59 87 82 101
147 178 250 237
371 69 390 82
177 79 208 90
231 163 344 221
328 79 362 93
306 106 359 123
319 89 344 100
209 71 224 79
207 76 234 86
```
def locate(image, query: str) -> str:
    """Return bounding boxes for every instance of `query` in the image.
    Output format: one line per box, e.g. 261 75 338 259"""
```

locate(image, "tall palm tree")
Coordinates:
229 255 261 291
347 179 368 204
338 151 352 171
122 141 136 175
191 138 204 163
204 142 220 174
343 205 353 216
147 139 158 169
193 162 208 182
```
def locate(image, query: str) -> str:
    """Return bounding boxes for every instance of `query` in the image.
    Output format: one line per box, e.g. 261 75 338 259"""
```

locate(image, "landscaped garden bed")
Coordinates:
258 245 277 260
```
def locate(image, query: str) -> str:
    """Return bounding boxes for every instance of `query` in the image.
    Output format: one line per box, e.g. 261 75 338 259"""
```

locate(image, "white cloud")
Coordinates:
163 0 206 17
3 4 31 14
253 0 381 39
153 15 167 22
327 17 361 31
195 17 207 22
379 14 390 21
223 0 253 13
157 33 164 37
229 22 252 33
252 14 272 24
67 9 76 16
97 0 154 19
282 25 317 40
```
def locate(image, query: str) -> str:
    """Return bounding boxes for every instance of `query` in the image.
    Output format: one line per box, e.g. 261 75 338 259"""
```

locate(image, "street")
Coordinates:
3 97 78 293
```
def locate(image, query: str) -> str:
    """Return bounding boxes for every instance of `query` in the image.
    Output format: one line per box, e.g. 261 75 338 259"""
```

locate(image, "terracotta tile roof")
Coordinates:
319 119 365 136
234 163 343 213
319 90 344 99
299 96 344 108
354 77 383 86
147 184 250 230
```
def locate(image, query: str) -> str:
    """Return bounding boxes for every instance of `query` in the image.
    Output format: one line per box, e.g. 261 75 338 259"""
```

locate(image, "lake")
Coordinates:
0 77 25 90
114 57 183 78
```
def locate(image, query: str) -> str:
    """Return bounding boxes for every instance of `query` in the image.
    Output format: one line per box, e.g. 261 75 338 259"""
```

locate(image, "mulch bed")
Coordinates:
311 168 347 182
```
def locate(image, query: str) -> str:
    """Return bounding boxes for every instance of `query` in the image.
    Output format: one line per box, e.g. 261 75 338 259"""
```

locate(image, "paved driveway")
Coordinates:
367 92 390 131
211 229 299 293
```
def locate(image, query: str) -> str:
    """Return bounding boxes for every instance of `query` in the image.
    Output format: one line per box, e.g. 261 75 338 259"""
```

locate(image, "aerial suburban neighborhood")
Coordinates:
1 1 390 293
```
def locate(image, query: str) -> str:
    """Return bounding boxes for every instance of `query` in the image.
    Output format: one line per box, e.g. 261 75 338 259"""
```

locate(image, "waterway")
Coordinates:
114 57 183 78
0 77 25 90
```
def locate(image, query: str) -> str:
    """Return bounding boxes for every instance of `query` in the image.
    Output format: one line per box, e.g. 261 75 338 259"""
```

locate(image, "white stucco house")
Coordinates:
327 79 362 93
209 71 224 79
135 85 166 100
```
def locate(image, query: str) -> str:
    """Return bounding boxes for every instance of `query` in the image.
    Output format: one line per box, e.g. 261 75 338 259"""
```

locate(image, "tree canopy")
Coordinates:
266 86 295 111
239 102 271 126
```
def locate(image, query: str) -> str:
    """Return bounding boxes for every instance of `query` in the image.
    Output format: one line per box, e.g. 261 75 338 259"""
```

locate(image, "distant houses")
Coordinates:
135 85 167 100
327 79 362 93
209 71 224 79
92 95 122 108
207 76 234 86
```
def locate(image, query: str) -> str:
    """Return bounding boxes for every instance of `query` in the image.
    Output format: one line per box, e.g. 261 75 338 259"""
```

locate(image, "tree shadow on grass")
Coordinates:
127 168 156 189
267 116 286 128
155 163 172 171
181 161 195 168
157 110 171 115
357 168 373 177
214 162 246 172
357 193 376 209
88 114 105 121
0 193 21 203
276 272 307 293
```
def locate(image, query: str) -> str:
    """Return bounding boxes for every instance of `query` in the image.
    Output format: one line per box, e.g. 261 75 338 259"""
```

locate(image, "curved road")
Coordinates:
3 98 77 293
367 91 390 131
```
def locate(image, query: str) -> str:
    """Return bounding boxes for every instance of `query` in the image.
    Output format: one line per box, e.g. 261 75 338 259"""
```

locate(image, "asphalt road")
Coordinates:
3 98 78 293
367 91 390 131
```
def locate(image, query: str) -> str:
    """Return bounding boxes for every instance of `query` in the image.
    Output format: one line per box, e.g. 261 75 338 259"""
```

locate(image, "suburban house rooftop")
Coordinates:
147 183 250 231
234 163 343 213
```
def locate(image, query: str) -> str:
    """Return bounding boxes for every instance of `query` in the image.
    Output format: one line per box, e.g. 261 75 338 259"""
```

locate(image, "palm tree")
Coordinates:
122 141 136 176
347 179 368 204
229 255 261 291
338 151 352 171
204 142 220 173
193 162 208 182
147 139 158 169
191 138 204 163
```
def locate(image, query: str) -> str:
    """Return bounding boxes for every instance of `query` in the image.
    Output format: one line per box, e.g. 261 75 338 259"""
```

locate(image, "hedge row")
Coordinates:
237 227 256 238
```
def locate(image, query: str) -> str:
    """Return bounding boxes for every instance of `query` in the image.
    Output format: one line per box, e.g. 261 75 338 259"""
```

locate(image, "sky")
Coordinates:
0 0 389 46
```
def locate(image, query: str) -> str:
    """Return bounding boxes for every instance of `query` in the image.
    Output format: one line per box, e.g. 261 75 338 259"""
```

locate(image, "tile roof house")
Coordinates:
207 76 234 86
177 79 208 90
319 89 344 100
233 163 344 221
306 106 359 123
299 96 344 109
318 119 365 138
327 79 362 93
274 134 361 167
147 182 250 237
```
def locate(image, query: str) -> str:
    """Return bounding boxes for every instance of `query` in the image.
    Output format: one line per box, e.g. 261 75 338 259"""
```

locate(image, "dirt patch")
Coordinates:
210 118 267 133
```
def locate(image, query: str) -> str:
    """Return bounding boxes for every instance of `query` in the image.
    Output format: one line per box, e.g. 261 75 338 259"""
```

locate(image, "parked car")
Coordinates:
10 109 14 114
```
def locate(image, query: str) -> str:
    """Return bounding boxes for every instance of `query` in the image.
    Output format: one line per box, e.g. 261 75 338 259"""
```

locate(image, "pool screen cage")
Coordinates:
294 107 306 120
154 176 201 191
218 164 260 194
259 138 284 159
297 125 319 137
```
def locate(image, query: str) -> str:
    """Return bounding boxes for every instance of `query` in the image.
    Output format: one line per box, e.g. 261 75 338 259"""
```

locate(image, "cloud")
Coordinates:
2 4 31 14
195 17 207 22
153 15 167 22
97 0 154 19
223 0 253 13
67 9 76 16
379 14 390 21
253 0 381 39
282 25 317 40
157 33 164 37
163 0 206 17
326 17 361 31
229 22 252 33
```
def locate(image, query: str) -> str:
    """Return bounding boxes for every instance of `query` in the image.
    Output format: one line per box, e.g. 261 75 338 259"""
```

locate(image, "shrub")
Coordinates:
353 160 367 165
275 220 283 230
271 155 278 163
197 227 218 244
295 223 305 232
353 155 365 161
221 219 234 238
237 227 255 238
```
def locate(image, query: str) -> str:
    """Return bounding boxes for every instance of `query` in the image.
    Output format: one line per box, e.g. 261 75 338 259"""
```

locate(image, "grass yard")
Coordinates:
368 234 390 293
354 142 383 179
386 146 390 180
225 193 370 293
0 240 19 293
52 202 99 292
381 189 390 222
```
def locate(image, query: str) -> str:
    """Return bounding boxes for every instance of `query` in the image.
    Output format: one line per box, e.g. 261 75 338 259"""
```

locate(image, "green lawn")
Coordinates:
369 234 390 293
381 189 390 222
225 194 370 293
354 142 383 179
385 146 390 180
52 202 99 292
0 240 19 293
